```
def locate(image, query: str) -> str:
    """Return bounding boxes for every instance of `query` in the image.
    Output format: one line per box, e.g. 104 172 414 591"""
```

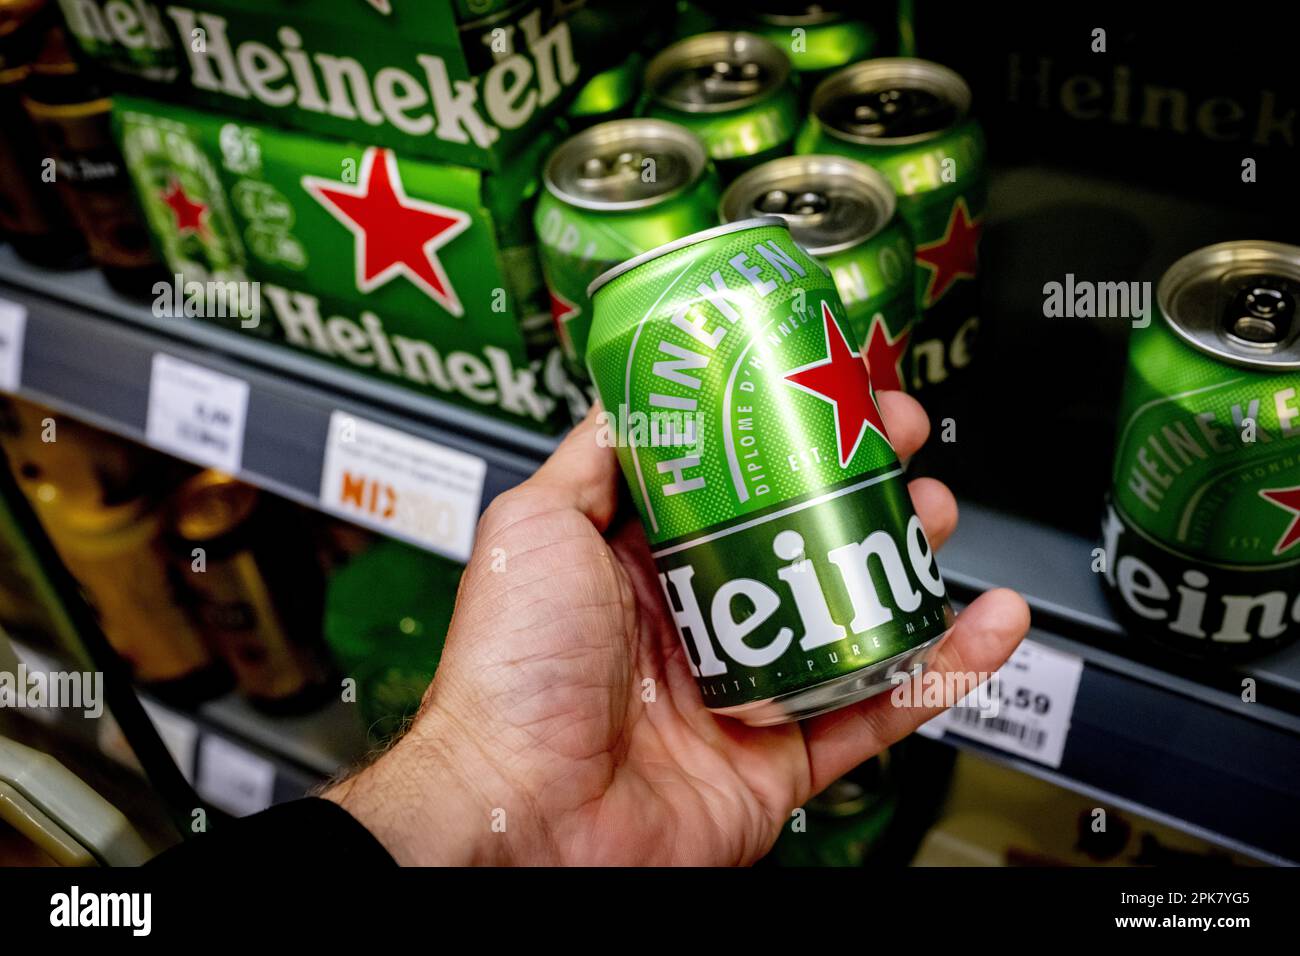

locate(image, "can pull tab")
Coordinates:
578 151 649 190
1224 277 1296 346
696 58 765 97
755 189 829 220
836 88 956 139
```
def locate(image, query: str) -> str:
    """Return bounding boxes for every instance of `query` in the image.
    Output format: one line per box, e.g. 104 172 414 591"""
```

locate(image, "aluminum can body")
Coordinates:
1104 241 1300 656
586 217 953 724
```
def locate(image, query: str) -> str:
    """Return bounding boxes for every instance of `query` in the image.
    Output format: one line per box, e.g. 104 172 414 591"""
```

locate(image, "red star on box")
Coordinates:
914 196 981 307
302 147 471 317
784 301 889 467
160 178 207 237
549 287 581 353
1260 486 1300 556
861 313 911 393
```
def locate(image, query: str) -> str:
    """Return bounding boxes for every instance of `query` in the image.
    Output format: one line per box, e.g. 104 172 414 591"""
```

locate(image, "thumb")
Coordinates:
495 405 623 533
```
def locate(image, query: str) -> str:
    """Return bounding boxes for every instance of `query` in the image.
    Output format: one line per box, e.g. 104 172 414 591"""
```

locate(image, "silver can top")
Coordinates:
645 32 791 114
587 216 788 299
754 4 849 27
719 154 897 256
543 119 709 212
1159 240 1300 370
810 57 970 145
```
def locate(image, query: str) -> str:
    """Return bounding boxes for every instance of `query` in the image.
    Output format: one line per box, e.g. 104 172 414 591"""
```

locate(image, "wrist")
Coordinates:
321 705 516 866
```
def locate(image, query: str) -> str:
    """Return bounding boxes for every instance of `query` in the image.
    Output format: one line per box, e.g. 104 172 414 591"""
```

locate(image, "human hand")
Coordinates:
323 392 1031 865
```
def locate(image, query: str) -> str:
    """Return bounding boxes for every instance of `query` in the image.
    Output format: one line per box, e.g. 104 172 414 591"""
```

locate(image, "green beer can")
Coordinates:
1103 241 1300 656
797 58 986 401
642 32 798 183
744 5 878 101
721 154 915 392
565 54 644 129
535 119 721 393
586 217 953 724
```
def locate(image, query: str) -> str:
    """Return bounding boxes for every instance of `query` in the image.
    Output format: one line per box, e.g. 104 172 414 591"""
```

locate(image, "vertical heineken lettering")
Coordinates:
1104 241 1300 655
586 218 953 724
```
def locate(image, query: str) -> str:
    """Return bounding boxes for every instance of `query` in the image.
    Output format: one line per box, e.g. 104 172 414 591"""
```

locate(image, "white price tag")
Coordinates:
319 411 485 561
140 699 200 783
146 353 249 472
0 298 27 392
937 639 1084 768
196 735 275 817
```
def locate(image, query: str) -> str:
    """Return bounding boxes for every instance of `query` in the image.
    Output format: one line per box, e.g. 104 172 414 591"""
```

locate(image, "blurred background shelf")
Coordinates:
0 246 558 557
2 163 1297 864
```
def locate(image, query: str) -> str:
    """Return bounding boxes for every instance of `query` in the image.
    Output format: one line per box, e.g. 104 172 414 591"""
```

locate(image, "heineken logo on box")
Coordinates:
303 147 472 316
165 2 580 166
72 2 648 167
261 285 558 422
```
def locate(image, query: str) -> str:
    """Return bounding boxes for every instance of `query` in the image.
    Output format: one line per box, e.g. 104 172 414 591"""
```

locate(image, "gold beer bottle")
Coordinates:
0 398 230 703
21 24 163 296
167 471 332 714
0 0 85 267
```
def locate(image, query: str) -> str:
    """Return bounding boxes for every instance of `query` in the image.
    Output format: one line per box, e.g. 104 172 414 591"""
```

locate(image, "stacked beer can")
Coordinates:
1 0 1294 711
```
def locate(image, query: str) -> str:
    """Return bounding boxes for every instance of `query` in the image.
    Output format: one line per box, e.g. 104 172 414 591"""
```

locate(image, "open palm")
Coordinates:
326 393 1030 865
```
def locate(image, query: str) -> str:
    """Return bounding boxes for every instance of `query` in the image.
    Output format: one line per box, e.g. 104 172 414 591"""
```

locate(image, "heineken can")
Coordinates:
586 217 953 725
721 154 915 392
1103 241 1300 656
797 58 986 401
535 118 721 391
643 31 798 182
770 757 897 866
565 54 644 130
744 5 878 101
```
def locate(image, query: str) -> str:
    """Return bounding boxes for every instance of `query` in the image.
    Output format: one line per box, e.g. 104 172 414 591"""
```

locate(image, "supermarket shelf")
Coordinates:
0 247 558 558
940 504 1300 866
3 236 1299 862
4 638 353 815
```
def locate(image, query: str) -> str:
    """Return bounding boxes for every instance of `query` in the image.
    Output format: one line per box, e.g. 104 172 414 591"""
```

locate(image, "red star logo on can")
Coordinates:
784 301 890 467
914 196 981 307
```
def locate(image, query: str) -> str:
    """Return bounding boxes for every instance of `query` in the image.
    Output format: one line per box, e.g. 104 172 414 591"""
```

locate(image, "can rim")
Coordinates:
542 119 710 212
809 57 971 146
1158 239 1300 370
755 8 845 27
587 216 789 299
645 31 791 114
718 154 898 255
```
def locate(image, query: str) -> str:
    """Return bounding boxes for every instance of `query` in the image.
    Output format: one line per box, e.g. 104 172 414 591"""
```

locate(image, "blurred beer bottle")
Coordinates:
21 21 164 296
0 0 85 268
167 471 333 715
0 397 231 704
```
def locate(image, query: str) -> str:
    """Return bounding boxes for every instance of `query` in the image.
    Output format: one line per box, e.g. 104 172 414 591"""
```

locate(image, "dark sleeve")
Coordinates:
149 797 396 867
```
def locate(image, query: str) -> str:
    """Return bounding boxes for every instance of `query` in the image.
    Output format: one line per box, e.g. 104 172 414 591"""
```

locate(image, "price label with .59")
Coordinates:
934 639 1084 769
